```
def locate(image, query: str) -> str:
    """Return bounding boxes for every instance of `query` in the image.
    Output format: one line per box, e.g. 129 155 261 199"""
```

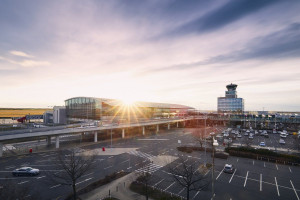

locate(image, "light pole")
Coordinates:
204 113 207 166
110 129 113 148
212 136 219 199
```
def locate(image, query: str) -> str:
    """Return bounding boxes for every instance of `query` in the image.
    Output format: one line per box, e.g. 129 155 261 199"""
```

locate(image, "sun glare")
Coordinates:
121 98 136 106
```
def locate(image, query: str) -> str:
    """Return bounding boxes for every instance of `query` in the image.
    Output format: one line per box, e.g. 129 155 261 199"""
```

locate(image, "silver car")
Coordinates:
12 167 40 176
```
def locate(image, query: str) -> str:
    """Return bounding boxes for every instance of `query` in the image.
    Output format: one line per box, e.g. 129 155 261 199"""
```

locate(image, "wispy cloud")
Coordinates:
10 50 33 58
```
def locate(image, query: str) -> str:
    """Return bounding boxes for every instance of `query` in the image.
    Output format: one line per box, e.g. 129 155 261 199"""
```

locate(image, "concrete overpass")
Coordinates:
0 117 200 157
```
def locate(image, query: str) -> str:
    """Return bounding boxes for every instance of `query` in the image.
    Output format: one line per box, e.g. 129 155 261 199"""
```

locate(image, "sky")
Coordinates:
1 0 300 111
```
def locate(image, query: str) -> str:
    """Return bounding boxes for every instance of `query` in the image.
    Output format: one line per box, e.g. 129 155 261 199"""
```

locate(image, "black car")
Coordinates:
12 167 40 176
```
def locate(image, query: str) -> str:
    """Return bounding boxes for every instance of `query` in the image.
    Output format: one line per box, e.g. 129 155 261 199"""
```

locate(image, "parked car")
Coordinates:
223 164 234 174
264 134 269 138
259 142 266 147
279 139 285 144
237 134 242 138
12 167 40 176
249 135 254 139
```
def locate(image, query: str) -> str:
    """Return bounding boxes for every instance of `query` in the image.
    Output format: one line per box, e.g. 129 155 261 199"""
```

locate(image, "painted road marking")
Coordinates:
253 160 254 165
120 159 130 164
289 167 292 173
275 177 280 196
290 180 300 200
164 182 175 191
237 158 239 162
229 169 236 183
192 191 200 200
37 176 46 179
276 164 278 170
178 188 185 195
244 171 249 187
216 169 223 180
76 178 92 185
82 172 94 177
264 162 266 168
260 174 262 191
50 184 61 189
108 156 114 159
204 170 210 176
153 179 164 187
18 181 29 184
104 165 113 170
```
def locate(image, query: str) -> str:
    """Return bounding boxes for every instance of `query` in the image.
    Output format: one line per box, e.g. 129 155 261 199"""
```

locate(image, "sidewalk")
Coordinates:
79 172 153 200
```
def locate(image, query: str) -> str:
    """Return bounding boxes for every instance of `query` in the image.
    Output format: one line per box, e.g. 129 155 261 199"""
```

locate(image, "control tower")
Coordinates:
225 83 238 98
218 83 244 113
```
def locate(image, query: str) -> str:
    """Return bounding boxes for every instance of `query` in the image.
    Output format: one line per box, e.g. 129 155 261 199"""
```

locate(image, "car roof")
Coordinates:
19 167 32 170
225 164 232 167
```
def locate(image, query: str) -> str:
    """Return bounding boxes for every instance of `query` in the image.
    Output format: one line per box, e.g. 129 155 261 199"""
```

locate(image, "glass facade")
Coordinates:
65 97 193 121
218 84 244 113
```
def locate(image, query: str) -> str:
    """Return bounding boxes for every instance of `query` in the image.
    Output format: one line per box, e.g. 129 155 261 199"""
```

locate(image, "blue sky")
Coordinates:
1 0 300 111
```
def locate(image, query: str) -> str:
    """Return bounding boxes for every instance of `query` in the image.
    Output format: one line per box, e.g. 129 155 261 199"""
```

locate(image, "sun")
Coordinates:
121 98 136 106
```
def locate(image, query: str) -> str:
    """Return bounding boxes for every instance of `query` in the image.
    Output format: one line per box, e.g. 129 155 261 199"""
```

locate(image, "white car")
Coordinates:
279 139 285 144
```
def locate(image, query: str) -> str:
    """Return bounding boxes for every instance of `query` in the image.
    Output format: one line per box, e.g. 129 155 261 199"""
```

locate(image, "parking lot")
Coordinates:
0 127 300 200
222 128 300 153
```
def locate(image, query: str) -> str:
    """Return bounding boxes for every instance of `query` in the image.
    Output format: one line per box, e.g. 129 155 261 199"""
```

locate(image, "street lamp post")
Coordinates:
212 136 219 199
204 114 207 166
110 129 113 148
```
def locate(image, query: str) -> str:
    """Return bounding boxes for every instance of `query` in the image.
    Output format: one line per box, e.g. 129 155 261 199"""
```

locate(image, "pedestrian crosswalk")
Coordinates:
136 163 162 174
128 150 154 160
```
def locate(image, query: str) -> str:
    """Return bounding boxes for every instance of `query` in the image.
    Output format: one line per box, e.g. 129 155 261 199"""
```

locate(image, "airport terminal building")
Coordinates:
218 84 244 113
65 97 194 122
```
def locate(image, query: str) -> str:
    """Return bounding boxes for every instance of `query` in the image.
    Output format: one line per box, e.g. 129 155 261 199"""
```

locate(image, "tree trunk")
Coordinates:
146 182 148 200
72 183 77 200
186 187 190 200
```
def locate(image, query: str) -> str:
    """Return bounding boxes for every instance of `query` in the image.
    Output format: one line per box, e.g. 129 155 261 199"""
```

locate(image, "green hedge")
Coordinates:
225 147 300 163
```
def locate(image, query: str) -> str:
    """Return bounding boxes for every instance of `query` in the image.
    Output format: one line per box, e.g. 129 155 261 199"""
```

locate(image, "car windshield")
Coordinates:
225 166 232 169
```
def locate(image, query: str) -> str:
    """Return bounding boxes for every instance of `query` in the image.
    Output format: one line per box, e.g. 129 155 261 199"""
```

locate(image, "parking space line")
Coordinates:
204 170 210 176
104 165 113 170
253 160 254 165
216 169 223 180
229 169 236 183
244 171 249 187
18 180 29 184
164 182 175 191
289 167 292 173
275 177 280 196
192 191 200 199
153 179 164 187
260 174 262 191
237 158 239 162
276 164 278 170
290 180 300 200
178 188 185 195
264 162 266 167
50 184 61 189
37 175 46 179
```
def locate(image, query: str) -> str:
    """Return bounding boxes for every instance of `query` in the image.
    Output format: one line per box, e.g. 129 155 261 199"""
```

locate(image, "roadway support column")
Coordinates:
94 132 97 142
0 143 3 157
122 129 125 138
55 136 60 149
167 123 170 130
156 124 159 133
142 126 145 135
47 136 51 146
177 122 179 128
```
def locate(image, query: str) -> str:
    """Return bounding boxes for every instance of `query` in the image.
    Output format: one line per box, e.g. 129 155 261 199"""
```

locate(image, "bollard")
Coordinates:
109 189 111 198
29 148 32 153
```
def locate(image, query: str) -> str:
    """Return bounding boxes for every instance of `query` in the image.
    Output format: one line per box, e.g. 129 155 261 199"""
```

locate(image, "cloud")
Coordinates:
18 60 50 67
147 23 300 72
10 50 33 58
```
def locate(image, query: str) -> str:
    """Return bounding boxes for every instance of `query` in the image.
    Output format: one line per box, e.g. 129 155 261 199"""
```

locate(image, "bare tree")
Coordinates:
134 158 154 200
49 148 95 200
168 156 209 200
